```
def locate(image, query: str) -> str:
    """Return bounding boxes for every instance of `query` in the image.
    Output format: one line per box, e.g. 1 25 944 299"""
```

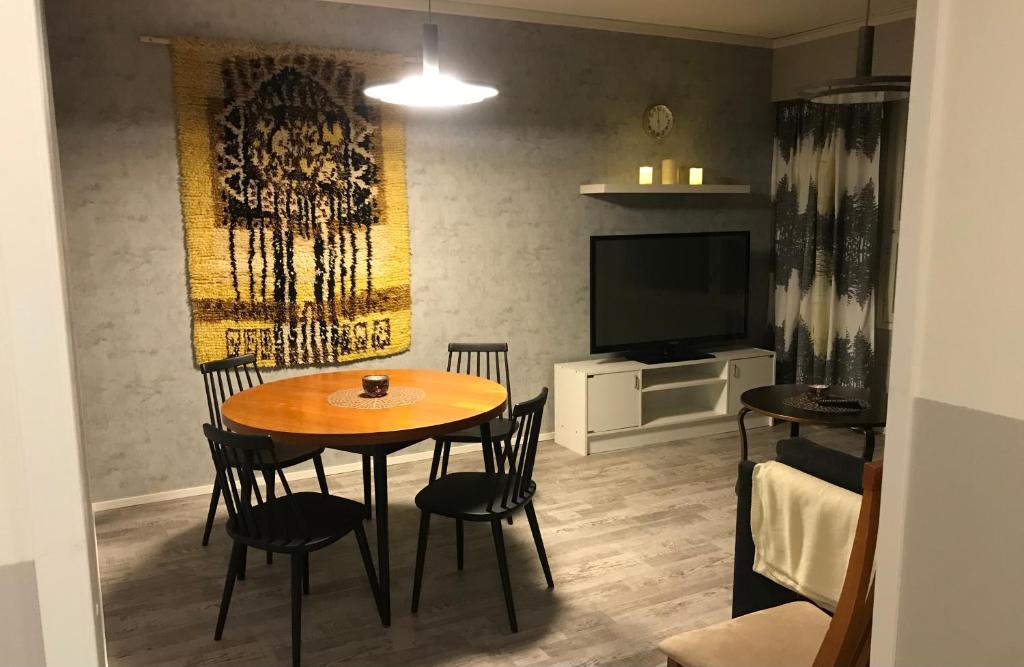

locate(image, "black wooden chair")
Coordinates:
428 342 515 482
199 354 374 553
204 424 378 667
411 387 553 633
200 354 326 552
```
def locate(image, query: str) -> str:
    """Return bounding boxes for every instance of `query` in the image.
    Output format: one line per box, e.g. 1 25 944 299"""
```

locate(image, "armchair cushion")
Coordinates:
659 601 829 667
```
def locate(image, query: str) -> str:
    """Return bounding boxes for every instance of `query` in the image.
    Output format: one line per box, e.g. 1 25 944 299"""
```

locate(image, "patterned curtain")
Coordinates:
772 100 883 387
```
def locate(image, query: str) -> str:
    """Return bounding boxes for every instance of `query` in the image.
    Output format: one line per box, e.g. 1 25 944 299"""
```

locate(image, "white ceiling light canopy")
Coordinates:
364 2 498 107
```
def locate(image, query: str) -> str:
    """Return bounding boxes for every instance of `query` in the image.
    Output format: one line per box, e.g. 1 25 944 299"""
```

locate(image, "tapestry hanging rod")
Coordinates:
137 35 420 62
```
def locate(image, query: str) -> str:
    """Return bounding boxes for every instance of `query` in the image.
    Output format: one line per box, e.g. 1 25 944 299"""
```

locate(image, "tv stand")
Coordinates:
625 347 713 364
554 348 775 456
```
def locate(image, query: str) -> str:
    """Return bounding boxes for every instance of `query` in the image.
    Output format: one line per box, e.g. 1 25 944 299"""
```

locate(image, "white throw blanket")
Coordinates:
751 461 861 611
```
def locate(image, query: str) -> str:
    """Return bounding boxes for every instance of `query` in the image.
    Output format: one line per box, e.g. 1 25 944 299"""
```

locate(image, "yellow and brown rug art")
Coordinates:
171 38 410 368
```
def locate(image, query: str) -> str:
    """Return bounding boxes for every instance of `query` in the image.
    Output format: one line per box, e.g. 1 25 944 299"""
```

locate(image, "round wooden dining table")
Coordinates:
221 368 507 627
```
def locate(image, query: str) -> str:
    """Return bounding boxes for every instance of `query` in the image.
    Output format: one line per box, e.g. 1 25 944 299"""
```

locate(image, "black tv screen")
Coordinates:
590 232 750 353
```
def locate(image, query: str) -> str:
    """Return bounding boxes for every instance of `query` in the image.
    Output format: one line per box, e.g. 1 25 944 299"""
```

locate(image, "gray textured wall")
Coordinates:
44 0 773 502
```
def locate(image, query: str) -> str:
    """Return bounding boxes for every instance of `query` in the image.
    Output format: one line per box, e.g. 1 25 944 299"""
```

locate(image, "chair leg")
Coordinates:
456 519 464 571
214 541 243 640
302 553 310 595
490 519 518 633
411 511 431 613
264 471 275 566
525 501 554 588
202 476 221 546
313 456 329 495
237 545 247 581
428 439 443 482
501 439 514 525
362 454 372 519
354 524 380 604
290 555 303 667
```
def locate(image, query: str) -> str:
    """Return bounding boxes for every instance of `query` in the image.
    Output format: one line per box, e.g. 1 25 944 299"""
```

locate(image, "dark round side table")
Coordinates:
737 384 886 461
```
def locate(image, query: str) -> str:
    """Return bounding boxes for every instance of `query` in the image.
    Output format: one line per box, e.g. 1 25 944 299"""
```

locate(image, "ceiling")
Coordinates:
329 0 917 48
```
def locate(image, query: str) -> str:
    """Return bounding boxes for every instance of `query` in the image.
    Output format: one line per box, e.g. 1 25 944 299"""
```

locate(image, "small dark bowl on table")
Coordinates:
362 374 390 398
807 384 830 399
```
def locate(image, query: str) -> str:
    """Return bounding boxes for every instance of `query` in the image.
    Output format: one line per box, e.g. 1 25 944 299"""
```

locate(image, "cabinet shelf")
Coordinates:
642 377 727 393
579 183 751 195
642 409 726 428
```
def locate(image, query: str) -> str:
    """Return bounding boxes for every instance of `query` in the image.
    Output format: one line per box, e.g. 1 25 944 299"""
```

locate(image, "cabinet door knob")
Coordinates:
635 375 640 390
733 365 740 378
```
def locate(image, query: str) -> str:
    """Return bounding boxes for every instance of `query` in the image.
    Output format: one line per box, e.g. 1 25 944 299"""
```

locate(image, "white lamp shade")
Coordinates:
364 23 498 108
364 73 498 108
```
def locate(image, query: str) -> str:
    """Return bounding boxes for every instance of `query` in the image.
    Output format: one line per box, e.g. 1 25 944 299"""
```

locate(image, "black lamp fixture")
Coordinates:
802 0 911 104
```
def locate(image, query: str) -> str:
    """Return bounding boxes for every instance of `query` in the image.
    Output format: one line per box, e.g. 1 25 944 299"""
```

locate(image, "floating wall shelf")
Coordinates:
579 183 751 195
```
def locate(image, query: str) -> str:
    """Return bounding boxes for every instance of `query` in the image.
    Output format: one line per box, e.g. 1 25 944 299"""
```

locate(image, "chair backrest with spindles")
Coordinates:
447 342 512 417
200 354 263 428
491 388 547 511
203 424 304 548
813 460 883 667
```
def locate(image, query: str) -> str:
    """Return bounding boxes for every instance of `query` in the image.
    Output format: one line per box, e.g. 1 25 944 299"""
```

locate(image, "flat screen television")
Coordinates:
590 231 750 363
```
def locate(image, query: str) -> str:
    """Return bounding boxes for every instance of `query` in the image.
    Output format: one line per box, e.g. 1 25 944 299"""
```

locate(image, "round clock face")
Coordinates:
643 104 674 139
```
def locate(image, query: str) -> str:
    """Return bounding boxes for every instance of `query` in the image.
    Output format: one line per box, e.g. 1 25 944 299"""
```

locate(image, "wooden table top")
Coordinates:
740 384 887 428
221 368 507 448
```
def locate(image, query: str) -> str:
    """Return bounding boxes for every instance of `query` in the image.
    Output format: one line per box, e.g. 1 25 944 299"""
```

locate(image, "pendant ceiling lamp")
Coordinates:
364 1 498 107
802 0 910 104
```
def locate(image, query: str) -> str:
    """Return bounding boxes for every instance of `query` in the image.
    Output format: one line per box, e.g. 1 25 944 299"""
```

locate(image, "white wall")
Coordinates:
874 1 1024 664
0 0 104 664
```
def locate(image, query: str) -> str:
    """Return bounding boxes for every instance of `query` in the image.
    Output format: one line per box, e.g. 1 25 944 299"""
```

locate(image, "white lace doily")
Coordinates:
327 386 425 410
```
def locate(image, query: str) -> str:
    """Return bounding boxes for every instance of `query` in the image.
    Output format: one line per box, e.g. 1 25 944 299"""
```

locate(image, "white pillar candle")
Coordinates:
689 167 703 186
661 159 678 185
638 166 654 185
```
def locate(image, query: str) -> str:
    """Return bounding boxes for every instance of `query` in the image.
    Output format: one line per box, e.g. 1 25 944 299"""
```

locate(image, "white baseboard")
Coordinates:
91 432 554 513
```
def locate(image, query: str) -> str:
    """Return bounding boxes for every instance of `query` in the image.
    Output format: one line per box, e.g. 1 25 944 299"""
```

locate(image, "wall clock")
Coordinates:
643 104 674 139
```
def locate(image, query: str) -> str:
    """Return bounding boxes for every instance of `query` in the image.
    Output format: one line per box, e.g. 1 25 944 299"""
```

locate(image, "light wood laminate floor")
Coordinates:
95 424 878 666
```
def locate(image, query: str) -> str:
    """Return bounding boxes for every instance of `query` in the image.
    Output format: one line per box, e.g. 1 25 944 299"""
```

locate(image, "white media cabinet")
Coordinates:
554 348 775 455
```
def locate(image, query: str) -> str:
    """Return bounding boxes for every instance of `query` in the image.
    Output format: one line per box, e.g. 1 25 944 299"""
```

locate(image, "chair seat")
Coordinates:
270 442 325 468
227 492 365 552
658 602 829 667
415 472 535 520
442 417 514 443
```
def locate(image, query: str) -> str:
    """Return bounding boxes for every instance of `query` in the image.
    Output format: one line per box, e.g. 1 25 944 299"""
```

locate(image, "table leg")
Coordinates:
863 429 876 462
362 454 372 520
372 451 390 626
790 421 800 438
737 408 751 461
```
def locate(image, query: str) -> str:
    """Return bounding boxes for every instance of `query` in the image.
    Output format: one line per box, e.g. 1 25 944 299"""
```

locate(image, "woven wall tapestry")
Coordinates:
171 38 410 368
